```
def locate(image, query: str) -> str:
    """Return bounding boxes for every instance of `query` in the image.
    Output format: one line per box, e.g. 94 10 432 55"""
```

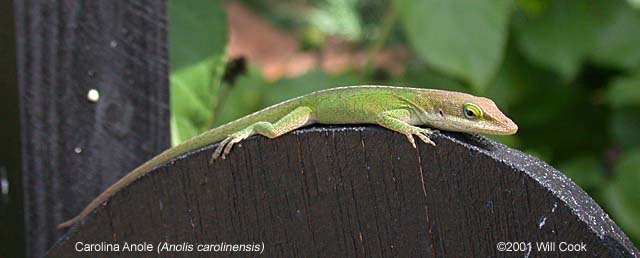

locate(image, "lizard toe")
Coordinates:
419 127 437 135
404 134 417 148
416 131 436 146
211 136 233 163
222 135 246 159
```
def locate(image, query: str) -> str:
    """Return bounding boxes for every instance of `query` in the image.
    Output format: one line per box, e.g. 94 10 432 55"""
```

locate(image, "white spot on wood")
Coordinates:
109 40 118 48
1 167 8 196
87 89 100 102
538 216 547 229
74 147 82 154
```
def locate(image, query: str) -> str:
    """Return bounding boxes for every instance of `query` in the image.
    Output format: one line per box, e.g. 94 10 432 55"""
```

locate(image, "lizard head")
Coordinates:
425 93 518 135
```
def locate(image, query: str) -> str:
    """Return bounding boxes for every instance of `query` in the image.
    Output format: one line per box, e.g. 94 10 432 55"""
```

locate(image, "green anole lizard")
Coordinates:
58 85 517 229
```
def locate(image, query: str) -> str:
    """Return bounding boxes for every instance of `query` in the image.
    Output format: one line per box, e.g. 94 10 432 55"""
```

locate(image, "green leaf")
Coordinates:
514 0 610 80
481 45 542 148
608 72 640 149
591 1 640 70
611 107 640 149
387 62 467 93
213 68 267 127
264 70 362 106
309 0 362 41
171 115 199 147
606 150 640 244
558 155 605 196
608 72 640 109
169 0 227 145
395 0 513 89
486 134 520 148
516 0 549 16
487 43 612 161
484 44 533 109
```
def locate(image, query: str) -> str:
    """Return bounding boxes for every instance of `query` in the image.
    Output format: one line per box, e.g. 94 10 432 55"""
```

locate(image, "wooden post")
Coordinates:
48 127 639 257
0 0 23 257
14 1 169 257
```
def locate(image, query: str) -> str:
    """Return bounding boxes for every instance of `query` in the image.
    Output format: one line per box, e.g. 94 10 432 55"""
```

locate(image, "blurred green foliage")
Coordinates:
169 0 640 246
169 0 227 146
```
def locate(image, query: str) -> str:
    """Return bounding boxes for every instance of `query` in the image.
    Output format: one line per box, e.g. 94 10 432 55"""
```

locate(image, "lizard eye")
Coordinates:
462 103 483 120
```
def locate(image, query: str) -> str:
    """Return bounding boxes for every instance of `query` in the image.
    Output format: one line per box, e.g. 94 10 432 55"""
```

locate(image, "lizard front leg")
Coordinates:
211 106 314 161
376 109 436 148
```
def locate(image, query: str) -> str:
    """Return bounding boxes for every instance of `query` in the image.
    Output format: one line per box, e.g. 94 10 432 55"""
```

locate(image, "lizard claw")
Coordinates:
415 128 437 146
222 136 244 159
403 128 437 148
420 127 438 135
210 130 252 163
416 132 436 146
404 134 417 148
210 136 232 163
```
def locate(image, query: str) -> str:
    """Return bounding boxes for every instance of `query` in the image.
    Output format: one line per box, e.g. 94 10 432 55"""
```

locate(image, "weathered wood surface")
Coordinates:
0 0 23 257
49 126 638 257
14 1 169 257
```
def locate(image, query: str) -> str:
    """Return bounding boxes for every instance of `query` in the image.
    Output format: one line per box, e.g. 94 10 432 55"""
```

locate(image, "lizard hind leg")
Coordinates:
210 106 313 162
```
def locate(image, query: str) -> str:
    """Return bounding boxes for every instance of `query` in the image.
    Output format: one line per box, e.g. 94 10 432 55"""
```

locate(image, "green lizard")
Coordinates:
58 85 517 229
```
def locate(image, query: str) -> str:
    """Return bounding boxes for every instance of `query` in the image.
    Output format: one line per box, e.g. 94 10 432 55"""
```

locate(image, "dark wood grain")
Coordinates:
48 126 639 257
0 1 23 257
14 1 169 257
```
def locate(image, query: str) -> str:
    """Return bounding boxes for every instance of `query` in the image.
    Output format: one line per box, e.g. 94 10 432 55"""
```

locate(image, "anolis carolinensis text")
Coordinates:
58 85 518 229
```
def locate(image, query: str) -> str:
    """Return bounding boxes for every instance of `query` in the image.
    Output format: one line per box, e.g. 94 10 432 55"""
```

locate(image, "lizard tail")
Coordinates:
57 96 305 229
56 130 221 229
57 215 79 229
56 161 148 229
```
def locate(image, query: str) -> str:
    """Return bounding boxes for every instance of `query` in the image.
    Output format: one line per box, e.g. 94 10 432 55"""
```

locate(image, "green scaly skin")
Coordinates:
58 85 518 229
